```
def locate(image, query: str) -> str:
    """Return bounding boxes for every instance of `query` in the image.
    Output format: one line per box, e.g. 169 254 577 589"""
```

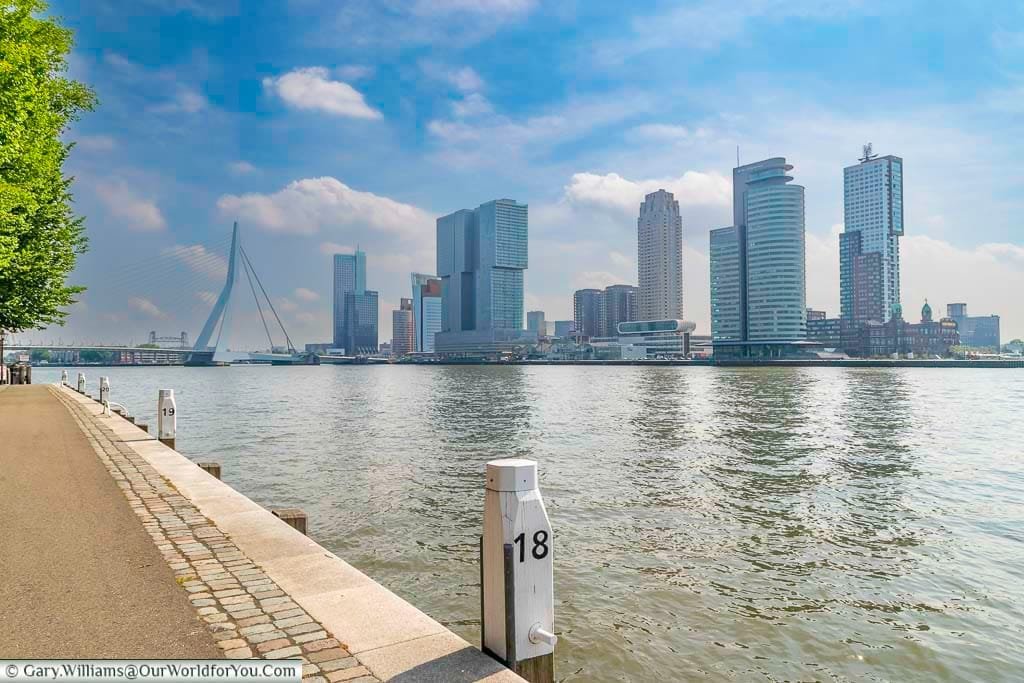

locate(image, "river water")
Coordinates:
36 365 1024 681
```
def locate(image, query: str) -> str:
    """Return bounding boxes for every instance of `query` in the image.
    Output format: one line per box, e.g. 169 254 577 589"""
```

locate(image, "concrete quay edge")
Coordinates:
57 384 522 682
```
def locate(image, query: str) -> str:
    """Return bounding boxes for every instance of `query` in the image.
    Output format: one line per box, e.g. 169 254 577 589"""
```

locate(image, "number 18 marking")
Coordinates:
513 530 549 563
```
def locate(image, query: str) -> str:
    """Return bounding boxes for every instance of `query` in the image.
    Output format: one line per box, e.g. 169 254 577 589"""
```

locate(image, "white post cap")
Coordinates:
486 459 537 492
159 389 174 399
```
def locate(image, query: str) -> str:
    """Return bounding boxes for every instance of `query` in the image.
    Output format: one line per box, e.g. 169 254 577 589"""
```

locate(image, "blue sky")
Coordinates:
32 0 1024 346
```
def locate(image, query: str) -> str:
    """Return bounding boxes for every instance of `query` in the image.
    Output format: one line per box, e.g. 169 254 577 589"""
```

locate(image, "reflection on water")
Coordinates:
33 365 1024 681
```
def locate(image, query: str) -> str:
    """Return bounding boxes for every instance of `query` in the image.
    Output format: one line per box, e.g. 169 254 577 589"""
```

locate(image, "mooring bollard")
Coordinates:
198 462 221 480
157 389 176 449
99 376 109 405
61 369 68 386
481 459 556 683
272 508 308 535
76 372 86 394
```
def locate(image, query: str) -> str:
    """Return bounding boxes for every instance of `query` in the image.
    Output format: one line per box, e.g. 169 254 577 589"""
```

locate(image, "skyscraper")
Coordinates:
841 146 903 323
573 288 602 338
391 298 414 357
333 249 378 355
602 284 639 337
411 273 442 353
333 250 365 347
527 311 546 335
435 198 531 354
637 190 683 321
710 157 807 356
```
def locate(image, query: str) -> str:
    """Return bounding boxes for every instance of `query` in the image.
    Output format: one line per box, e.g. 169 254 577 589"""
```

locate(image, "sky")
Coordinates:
29 0 1024 347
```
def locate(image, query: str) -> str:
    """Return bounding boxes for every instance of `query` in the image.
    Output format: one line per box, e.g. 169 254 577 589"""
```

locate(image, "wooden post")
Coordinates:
157 389 176 450
481 459 556 683
272 508 307 535
76 372 86 394
198 462 222 480
135 422 149 433
61 369 68 386
99 376 109 405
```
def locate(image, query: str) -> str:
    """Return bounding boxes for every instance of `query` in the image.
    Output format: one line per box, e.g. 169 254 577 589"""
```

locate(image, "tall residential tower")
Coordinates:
637 190 683 321
841 146 903 324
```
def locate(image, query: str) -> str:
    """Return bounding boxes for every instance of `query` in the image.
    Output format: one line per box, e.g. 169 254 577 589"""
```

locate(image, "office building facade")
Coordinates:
602 284 639 337
710 158 808 357
527 310 546 335
637 190 684 321
392 298 414 358
946 303 1000 349
841 148 903 324
411 273 442 353
333 250 377 354
573 288 603 338
554 320 574 338
435 199 533 354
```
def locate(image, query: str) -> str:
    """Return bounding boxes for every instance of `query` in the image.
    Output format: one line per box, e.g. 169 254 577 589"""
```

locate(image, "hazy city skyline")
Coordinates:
40 1 1023 346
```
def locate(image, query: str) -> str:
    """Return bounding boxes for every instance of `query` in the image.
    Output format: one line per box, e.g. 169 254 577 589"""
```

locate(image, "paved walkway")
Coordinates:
0 385 220 658
1 385 378 681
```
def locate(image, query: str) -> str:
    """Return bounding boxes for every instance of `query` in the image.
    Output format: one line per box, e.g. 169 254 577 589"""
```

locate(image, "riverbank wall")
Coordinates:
47 383 521 681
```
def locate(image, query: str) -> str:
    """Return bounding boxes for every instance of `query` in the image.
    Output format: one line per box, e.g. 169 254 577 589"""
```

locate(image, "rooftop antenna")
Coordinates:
860 142 877 162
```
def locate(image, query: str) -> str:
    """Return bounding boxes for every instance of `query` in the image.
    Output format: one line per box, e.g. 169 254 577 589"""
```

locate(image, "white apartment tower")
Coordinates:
637 189 683 320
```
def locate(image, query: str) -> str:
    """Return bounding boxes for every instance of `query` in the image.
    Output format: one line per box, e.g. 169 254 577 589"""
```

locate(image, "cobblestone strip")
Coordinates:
51 386 379 683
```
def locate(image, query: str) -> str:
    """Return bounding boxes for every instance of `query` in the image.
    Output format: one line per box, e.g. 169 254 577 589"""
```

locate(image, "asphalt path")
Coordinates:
0 385 221 658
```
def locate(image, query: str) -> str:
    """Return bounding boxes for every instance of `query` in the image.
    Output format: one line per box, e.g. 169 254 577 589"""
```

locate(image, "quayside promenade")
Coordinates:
0 384 519 683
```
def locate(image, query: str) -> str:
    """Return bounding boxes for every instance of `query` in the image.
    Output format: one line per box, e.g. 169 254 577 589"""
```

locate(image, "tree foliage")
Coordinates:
0 0 95 332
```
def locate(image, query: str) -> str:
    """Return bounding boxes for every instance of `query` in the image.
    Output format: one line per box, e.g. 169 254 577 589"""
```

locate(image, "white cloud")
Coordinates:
420 60 485 93
228 161 257 174
294 287 320 302
76 135 117 152
563 171 731 214
94 181 166 232
412 0 535 13
195 291 217 306
128 296 166 319
336 64 374 80
162 244 228 280
452 93 493 118
319 241 355 255
263 67 381 119
427 94 651 167
151 86 207 114
217 177 432 241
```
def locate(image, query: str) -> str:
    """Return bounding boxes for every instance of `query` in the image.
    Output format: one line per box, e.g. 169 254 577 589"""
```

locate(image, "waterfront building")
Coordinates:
554 320 574 338
602 284 639 337
637 190 684 321
946 303 1001 350
844 301 959 357
411 273 442 353
333 250 378 355
710 157 809 358
343 289 379 355
573 288 603 338
807 316 842 347
527 310 546 335
333 250 366 349
392 298 414 358
435 199 535 355
806 308 826 322
617 319 696 358
841 146 903 324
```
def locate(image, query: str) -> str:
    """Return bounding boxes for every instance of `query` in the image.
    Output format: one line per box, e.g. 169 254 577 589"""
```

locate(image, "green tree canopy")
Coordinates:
0 0 95 333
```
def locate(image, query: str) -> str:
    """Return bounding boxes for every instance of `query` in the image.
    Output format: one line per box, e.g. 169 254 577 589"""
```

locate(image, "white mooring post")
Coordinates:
99 376 110 405
61 369 68 386
157 389 177 449
481 459 555 683
76 372 86 394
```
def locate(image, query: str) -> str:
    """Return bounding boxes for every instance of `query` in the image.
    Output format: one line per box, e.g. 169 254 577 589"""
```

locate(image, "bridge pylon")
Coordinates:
185 222 239 366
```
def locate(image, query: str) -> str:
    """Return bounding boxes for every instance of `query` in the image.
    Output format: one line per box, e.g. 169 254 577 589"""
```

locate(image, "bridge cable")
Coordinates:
240 248 276 351
239 245 295 353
